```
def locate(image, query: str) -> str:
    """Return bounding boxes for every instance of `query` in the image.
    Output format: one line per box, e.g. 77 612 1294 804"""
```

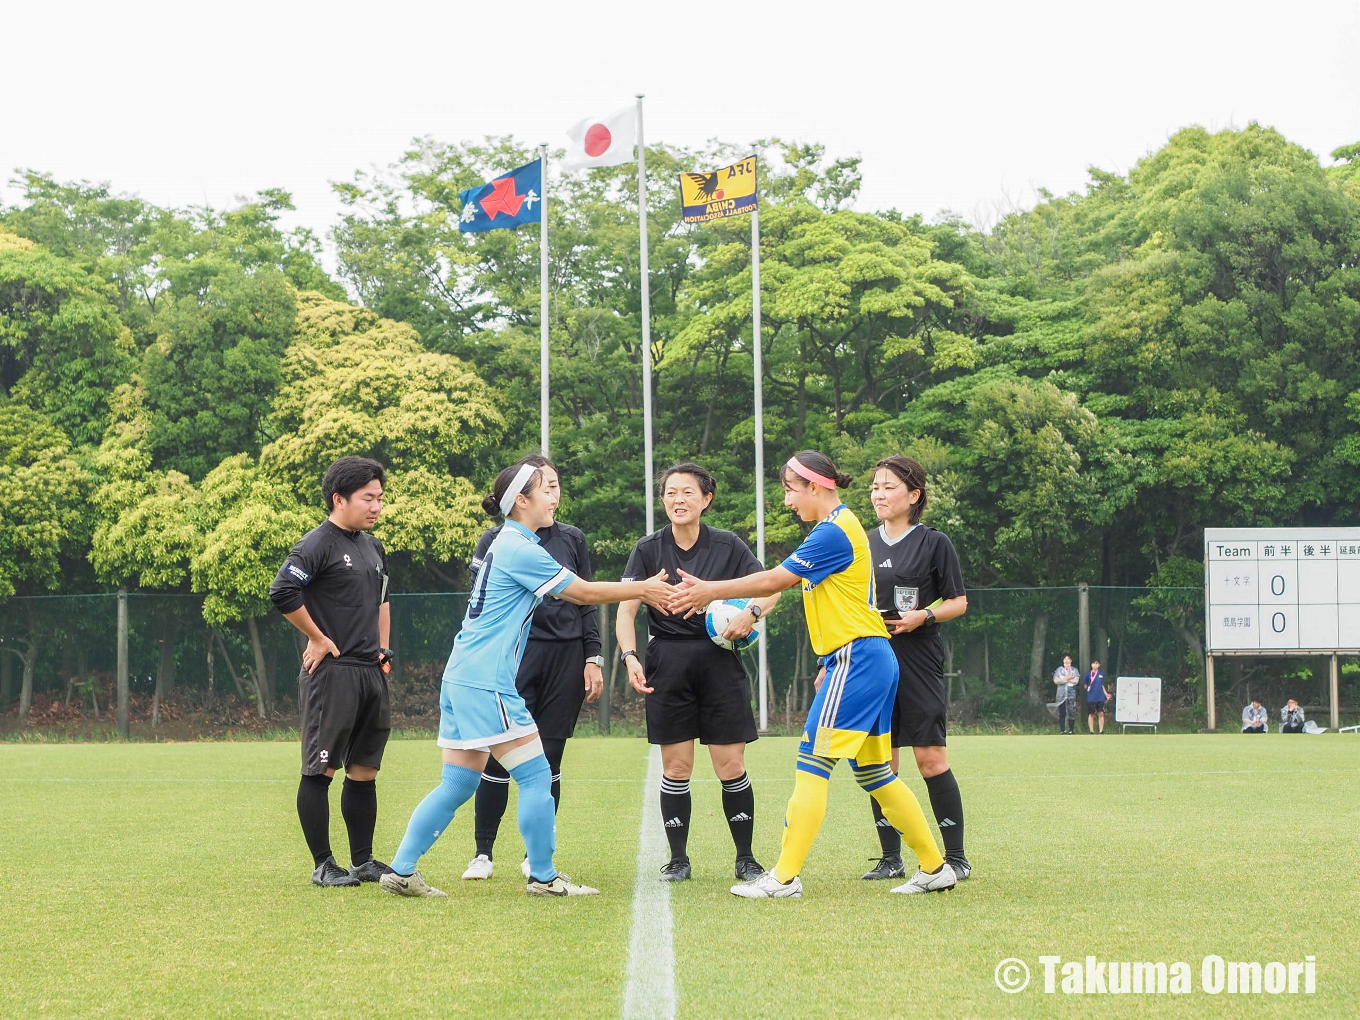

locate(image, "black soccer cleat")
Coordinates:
312 855 361 887
349 858 395 883
659 857 692 882
861 854 907 880
734 856 765 882
945 855 972 880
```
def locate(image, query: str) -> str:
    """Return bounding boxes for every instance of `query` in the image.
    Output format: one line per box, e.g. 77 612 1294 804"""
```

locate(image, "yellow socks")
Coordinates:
772 770 829 883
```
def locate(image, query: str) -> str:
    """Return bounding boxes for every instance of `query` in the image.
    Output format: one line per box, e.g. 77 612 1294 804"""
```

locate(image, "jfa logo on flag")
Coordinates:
679 156 758 224
458 159 542 233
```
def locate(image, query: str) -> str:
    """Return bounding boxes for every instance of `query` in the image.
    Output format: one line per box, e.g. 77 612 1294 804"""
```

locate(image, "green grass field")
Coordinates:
2 734 1357 1019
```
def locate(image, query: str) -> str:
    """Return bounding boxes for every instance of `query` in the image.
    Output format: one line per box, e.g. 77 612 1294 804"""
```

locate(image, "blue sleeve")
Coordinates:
504 542 578 598
781 522 854 586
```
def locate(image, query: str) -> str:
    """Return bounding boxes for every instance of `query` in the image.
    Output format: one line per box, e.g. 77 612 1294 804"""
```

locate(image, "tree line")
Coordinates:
2 124 1357 723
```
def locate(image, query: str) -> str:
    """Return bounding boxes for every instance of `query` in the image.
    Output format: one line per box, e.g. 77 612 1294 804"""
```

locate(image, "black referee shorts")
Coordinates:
643 637 758 746
299 658 390 776
516 639 588 740
890 635 948 748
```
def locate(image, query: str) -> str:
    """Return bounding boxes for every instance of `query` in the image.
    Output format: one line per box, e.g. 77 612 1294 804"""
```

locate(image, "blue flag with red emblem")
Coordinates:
458 159 542 233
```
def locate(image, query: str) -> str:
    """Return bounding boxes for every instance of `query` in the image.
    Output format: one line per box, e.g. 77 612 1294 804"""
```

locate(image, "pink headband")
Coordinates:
787 456 837 490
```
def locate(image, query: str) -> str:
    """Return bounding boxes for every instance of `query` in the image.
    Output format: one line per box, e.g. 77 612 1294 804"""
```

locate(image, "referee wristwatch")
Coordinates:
621 649 640 663
748 603 763 620
922 608 936 627
585 655 605 668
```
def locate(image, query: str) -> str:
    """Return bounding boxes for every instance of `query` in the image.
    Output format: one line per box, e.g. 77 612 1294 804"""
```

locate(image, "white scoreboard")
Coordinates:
1205 528 1360 653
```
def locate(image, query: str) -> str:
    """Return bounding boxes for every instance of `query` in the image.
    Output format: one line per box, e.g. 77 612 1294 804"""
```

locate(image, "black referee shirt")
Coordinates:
868 524 966 640
623 524 762 640
269 520 390 661
471 522 601 658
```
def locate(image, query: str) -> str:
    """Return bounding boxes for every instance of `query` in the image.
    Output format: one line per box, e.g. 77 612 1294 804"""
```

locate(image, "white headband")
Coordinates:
498 463 539 517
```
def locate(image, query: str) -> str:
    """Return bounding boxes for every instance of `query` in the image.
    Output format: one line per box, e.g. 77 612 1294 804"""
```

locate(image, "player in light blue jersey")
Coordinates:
382 460 670 899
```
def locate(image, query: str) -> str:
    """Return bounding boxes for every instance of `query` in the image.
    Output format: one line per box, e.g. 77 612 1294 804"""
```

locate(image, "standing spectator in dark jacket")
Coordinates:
1084 660 1110 734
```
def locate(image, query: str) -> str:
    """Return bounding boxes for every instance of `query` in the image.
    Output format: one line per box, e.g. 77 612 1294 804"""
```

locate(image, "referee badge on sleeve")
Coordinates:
894 586 919 612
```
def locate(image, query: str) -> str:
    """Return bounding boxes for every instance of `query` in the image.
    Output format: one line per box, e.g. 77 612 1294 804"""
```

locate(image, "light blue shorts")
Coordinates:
438 682 538 751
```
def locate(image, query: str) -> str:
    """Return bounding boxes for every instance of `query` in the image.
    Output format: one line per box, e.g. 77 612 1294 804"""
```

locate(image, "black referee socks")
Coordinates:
297 773 333 867
659 776 691 860
341 777 378 867
870 795 903 856
720 773 755 858
923 769 965 858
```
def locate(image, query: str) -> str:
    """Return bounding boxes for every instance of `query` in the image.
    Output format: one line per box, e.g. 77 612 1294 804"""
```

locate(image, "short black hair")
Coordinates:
660 462 717 513
323 457 386 510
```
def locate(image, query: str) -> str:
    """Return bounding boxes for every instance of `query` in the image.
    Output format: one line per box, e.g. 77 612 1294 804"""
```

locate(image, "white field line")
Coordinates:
621 745 675 1020
3 766 1352 785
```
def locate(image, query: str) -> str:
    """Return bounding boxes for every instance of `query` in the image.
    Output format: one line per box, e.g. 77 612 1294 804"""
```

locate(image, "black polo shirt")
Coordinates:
622 524 762 640
269 520 389 661
470 522 601 657
868 523 965 639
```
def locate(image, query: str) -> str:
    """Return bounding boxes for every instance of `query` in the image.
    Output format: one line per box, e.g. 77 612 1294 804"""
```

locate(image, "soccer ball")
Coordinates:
705 599 761 651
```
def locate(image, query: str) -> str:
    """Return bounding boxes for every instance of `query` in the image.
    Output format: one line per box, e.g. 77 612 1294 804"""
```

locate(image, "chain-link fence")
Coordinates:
2 587 1355 736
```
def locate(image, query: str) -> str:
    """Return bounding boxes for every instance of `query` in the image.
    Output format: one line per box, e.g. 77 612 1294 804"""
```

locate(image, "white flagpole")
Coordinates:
539 143 550 456
752 151 768 733
637 94 655 534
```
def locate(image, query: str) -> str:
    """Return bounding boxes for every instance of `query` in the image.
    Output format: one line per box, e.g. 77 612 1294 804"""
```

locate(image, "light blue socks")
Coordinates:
510 755 557 882
392 763 482 875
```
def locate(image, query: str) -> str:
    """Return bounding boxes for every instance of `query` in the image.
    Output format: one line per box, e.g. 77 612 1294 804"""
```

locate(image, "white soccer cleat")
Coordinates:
891 862 957 894
730 871 803 899
380 870 448 898
520 855 532 879
526 873 599 897
462 854 494 880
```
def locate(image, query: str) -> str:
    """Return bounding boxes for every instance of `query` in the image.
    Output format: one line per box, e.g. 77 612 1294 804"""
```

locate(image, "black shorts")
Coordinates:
643 637 758 746
1088 699 1108 713
299 659 390 776
516 639 588 740
890 635 947 748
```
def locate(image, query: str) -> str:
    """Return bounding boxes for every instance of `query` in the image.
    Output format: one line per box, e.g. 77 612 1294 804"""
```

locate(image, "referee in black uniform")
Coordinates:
270 456 395 888
860 455 972 881
616 462 780 883
460 455 606 881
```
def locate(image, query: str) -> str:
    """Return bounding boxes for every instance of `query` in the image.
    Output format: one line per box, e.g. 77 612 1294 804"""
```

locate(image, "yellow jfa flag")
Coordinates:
679 156 758 224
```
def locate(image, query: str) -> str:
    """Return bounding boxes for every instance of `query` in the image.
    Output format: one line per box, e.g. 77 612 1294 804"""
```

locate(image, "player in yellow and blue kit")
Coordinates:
668 450 957 898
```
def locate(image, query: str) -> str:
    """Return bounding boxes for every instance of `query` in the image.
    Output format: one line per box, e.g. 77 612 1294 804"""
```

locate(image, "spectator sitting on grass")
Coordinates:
1241 698 1267 734
1280 698 1305 734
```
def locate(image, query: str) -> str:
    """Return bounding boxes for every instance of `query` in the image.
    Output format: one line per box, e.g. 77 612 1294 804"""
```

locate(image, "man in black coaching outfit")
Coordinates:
269 456 394 887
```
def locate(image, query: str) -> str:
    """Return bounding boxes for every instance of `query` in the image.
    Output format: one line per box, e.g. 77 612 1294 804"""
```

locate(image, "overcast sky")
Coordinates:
5 0 1358 263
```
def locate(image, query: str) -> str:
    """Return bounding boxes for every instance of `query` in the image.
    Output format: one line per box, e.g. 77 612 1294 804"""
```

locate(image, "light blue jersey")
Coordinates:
442 519 577 694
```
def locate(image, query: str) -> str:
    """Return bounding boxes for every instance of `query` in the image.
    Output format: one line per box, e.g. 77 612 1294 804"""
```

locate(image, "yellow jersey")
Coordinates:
781 504 889 656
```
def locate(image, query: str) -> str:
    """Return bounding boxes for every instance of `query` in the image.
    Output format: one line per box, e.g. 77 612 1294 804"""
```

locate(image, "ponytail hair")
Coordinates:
482 462 545 519
874 455 928 524
781 449 853 490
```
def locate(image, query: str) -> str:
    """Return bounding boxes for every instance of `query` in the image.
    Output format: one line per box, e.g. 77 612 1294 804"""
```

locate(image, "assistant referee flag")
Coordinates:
679 156 758 224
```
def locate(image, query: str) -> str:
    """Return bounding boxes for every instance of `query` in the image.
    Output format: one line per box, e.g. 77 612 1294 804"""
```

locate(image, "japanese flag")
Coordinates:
562 107 636 169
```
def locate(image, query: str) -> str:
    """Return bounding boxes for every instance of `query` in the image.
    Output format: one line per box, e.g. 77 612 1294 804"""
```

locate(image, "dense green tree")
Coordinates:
0 230 134 443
